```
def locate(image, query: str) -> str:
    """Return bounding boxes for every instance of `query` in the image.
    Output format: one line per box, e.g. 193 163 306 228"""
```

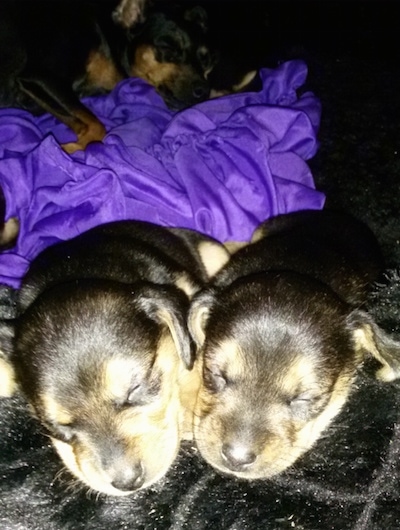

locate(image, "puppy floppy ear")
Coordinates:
137 284 195 369
347 310 400 382
112 0 147 28
188 289 216 348
0 320 17 397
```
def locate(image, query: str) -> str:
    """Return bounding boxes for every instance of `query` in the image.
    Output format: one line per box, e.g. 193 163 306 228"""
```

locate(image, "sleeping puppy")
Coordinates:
188 209 400 480
0 220 229 496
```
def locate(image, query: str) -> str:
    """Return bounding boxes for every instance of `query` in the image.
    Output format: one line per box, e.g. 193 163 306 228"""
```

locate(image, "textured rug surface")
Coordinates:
1 2 400 529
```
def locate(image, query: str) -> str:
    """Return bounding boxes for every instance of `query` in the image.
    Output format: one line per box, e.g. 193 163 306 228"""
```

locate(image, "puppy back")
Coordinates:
18 220 227 311
214 209 384 306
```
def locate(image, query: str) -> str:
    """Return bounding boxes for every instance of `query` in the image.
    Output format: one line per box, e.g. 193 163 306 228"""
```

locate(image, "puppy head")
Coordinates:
12 280 193 495
189 272 400 480
128 7 214 109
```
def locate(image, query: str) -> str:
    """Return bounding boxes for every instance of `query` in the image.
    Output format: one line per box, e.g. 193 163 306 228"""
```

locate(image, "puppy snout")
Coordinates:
221 443 256 471
192 81 209 101
110 462 145 492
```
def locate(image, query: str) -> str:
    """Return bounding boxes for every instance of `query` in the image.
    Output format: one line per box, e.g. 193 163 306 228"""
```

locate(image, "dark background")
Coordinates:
200 0 400 266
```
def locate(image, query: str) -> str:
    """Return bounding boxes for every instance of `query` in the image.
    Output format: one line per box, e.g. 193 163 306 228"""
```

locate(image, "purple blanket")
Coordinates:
0 59 325 288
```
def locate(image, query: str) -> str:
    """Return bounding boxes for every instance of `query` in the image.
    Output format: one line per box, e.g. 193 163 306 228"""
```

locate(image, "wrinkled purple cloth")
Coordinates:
0 60 325 288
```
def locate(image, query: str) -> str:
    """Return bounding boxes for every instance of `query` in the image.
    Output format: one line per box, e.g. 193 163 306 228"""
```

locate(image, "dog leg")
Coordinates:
60 108 107 154
18 76 106 153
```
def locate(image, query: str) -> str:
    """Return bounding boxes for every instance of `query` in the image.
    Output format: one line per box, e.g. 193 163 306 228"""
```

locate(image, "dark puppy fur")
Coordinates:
0 220 229 495
204 1 271 97
189 209 400 479
128 2 213 110
0 0 212 153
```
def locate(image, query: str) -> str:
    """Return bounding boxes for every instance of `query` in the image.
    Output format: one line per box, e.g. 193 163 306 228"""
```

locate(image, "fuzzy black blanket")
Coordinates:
1 2 400 529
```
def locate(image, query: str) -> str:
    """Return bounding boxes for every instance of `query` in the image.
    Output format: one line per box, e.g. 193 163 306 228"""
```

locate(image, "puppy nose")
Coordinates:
192 83 209 100
111 463 145 491
221 443 256 471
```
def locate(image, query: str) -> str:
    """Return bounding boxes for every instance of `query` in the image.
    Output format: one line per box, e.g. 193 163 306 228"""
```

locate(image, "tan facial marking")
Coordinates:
280 356 320 396
42 394 74 426
103 358 138 401
212 339 245 373
85 50 124 91
130 45 183 87
292 367 354 453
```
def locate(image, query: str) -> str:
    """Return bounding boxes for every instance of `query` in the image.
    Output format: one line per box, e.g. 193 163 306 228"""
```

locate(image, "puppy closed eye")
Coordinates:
154 35 182 61
287 393 325 421
203 366 227 393
48 421 77 443
116 377 162 409
123 383 148 407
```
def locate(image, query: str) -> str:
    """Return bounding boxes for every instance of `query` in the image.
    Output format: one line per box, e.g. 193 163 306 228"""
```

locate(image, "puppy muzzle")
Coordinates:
221 442 257 472
105 460 145 492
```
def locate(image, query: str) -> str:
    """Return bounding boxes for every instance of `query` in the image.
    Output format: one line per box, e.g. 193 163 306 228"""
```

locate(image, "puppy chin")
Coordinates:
51 436 179 496
51 438 134 496
193 423 312 480
193 429 306 480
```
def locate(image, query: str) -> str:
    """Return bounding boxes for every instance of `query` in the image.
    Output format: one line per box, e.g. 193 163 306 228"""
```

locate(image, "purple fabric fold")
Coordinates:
0 59 325 288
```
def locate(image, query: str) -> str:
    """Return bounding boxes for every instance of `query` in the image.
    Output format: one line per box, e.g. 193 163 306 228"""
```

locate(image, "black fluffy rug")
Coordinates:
1 2 400 529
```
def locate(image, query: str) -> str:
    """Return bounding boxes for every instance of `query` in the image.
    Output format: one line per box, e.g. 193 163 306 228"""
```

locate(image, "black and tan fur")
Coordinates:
188 209 400 480
0 0 213 153
0 220 229 495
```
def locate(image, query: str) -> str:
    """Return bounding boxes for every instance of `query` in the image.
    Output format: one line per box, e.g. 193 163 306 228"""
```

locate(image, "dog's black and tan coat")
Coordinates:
0 0 213 153
189 210 400 480
0 220 229 495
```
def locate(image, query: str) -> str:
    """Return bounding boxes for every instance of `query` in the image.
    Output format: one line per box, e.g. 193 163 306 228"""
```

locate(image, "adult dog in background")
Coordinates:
0 220 229 495
189 210 400 480
0 0 213 152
